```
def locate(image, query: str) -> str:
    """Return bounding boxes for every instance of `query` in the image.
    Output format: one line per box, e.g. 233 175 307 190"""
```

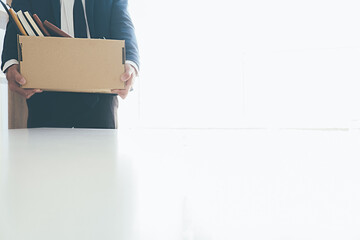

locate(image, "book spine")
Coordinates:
32 14 50 36
43 20 72 38
17 10 36 36
24 11 44 37
24 12 38 36
8 8 27 35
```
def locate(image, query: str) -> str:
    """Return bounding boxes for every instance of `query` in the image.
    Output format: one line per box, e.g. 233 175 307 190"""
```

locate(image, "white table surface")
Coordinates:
1 128 360 240
1 128 137 240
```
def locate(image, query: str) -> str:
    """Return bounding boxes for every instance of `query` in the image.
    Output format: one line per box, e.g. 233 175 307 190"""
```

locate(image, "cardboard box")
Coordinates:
18 35 126 93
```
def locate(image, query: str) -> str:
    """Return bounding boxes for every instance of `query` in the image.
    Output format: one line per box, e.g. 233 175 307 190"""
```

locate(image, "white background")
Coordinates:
120 0 360 129
2 1 360 240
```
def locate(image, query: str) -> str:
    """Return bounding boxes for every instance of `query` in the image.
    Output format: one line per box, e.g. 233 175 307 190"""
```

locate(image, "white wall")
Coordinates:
0 6 8 131
124 0 360 129
0 28 7 131
0 77 7 131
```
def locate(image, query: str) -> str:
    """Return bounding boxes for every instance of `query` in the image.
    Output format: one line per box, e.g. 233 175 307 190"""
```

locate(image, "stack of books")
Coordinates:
0 1 72 37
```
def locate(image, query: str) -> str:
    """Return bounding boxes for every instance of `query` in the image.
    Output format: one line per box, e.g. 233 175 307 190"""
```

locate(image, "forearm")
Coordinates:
1 0 32 72
110 0 140 70
1 20 20 71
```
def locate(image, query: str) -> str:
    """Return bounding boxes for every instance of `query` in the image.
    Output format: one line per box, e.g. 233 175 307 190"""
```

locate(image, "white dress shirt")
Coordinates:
3 0 138 74
60 0 90 38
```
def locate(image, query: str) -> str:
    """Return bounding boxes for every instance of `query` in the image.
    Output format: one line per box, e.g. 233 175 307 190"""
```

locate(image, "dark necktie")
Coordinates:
73 0 87 38
73 0 99 107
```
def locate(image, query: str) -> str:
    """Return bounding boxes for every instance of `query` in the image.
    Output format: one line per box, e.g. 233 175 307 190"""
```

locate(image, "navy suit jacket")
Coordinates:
1 0 140 70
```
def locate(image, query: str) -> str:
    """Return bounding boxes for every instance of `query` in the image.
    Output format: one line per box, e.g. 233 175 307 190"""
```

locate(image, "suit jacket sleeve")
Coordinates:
1 0 32 72
110 0 140 69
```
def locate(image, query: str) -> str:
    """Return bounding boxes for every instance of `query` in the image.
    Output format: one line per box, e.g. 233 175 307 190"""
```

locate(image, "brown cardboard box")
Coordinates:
18 35 125 93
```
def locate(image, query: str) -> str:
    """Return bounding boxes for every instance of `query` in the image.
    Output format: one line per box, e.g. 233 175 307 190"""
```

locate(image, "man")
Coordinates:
2 0 140 129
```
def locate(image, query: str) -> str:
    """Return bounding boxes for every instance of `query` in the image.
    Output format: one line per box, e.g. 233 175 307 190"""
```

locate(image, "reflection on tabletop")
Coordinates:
1 128 360 240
